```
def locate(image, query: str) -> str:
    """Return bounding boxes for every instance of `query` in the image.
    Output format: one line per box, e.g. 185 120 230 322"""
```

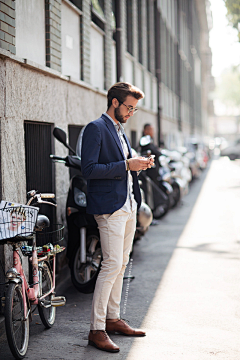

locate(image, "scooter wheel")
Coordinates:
171 182 181 208
70 234 102 294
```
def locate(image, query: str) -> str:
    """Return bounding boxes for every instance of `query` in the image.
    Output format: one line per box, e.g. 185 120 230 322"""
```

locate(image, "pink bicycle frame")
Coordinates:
12 233 56 320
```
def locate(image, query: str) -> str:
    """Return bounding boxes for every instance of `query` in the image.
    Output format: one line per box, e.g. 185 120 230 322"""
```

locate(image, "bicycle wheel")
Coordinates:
5 282 29 359
38 261 56 328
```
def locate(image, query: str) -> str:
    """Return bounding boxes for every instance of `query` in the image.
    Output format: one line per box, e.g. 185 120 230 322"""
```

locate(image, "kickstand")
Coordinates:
123 275 135 281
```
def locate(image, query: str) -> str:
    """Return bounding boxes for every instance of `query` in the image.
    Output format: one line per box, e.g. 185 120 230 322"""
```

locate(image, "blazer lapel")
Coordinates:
123 134 133 158
102 115 126 159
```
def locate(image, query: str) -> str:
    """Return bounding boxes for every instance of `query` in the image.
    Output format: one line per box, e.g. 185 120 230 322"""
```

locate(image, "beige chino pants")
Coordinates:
90 208 137 330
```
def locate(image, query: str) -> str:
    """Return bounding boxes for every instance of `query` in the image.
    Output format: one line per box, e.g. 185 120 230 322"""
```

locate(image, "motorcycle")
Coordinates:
161 149 191 198
139 135 180 211
137 171 169 219
51 127 101 294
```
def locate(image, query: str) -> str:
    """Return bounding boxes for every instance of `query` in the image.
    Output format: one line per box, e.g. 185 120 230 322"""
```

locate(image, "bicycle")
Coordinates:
0 190 66 359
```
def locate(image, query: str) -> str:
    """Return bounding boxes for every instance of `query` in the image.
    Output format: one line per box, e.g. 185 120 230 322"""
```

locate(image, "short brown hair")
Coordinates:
107 82 144 109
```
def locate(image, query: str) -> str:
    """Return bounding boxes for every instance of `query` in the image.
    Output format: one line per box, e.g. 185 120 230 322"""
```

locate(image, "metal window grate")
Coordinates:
24 121 56 226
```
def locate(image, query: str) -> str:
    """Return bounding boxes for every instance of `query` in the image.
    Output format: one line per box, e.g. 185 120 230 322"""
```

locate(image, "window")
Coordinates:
90 0 106 89
61 2 81 79
70 0 82 10
16 0 45 65
91 0 105 31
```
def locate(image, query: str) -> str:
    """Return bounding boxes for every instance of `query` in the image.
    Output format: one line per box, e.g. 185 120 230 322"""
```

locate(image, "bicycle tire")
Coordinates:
5 282 29 359
38 261 56 328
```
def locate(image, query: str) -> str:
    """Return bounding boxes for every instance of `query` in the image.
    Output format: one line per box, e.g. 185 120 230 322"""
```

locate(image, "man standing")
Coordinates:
81 82 154 353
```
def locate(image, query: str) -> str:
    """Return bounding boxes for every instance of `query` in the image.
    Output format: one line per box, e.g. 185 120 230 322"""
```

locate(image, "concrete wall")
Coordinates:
0 55 106 220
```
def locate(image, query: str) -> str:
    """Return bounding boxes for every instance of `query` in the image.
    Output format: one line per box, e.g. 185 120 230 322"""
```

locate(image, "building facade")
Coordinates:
0 0 213 291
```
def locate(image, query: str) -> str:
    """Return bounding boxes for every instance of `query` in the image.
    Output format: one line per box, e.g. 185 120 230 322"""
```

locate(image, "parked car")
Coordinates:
220 139 240 160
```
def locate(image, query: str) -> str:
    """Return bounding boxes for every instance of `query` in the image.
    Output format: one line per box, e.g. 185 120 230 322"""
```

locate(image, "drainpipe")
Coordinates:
115 0 122 82
177 0 182 133
155 2 162 147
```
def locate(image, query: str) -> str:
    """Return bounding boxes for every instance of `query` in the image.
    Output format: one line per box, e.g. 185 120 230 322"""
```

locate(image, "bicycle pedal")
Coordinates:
51 296 66 307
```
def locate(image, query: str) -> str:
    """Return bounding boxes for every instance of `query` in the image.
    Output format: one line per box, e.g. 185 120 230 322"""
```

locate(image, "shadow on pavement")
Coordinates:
0 163 211 360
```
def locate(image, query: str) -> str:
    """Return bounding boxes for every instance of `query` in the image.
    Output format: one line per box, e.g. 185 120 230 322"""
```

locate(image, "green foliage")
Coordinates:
91 0 104 18
215 66 240 107
225 0 240 40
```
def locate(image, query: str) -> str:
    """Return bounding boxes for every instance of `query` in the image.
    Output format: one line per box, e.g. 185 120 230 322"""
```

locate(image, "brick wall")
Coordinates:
45 0 61 72
0 0 15 55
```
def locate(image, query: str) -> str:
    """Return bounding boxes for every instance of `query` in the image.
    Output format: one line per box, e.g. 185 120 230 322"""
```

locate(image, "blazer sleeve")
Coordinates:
81 122 127 180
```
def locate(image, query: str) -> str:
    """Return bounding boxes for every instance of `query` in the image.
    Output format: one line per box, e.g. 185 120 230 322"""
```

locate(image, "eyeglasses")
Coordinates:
119 102 138 115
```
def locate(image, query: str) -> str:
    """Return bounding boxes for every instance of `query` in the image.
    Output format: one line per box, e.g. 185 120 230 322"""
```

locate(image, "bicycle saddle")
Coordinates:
36 215 50 230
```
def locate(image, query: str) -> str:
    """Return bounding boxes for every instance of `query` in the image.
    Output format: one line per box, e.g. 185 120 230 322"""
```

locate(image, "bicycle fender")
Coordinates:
7 278 22 284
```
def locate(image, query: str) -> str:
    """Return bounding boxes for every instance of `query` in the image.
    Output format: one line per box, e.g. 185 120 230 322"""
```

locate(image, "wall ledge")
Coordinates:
0 48 107 97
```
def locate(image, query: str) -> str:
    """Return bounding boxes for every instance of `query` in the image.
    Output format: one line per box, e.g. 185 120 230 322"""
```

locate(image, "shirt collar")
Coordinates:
103 112 125 134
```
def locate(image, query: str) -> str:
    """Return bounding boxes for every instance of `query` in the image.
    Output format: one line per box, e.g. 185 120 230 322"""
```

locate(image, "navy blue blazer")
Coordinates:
81 114 141 215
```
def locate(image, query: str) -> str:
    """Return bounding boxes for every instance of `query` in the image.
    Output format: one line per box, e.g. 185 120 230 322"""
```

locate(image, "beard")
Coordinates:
114 107 128 123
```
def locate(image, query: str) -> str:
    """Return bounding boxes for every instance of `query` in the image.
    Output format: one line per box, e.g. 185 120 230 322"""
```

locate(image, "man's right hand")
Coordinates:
128 156 154 171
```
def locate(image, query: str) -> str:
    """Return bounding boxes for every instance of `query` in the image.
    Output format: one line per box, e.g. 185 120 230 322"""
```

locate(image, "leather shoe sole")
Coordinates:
88 340 120 353
107 330 146 337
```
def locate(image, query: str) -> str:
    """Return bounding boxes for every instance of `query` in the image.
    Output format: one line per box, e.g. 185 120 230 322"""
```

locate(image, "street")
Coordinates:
0 156 240 359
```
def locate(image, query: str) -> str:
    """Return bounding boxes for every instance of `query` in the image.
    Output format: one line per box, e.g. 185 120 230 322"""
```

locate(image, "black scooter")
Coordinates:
139 135 181 210
51 127 101 294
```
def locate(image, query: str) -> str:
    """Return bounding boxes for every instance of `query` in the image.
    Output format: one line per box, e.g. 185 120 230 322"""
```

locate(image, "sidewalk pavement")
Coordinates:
126 157 240 360
0 157 240 359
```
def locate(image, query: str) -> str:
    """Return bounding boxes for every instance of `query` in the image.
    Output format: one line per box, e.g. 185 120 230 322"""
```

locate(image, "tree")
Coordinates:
215 66 240 107
225 0 240 40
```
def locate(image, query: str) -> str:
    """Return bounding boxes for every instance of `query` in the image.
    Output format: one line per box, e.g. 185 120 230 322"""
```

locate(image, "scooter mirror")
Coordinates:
139 135 151 146
53 127 76 155
53 127 67 145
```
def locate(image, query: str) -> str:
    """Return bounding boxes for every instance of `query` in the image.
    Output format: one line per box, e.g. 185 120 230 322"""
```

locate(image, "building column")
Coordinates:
45 0 62 72
0 0 15 54
104 0 113 89
82 0 91 84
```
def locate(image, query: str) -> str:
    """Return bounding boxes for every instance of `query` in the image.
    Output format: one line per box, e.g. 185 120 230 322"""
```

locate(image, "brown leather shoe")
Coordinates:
106 319 146 337
88 330 120 353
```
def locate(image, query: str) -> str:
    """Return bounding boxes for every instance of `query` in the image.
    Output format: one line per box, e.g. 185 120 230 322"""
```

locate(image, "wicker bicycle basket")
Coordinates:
35 224 64 247
0 205 39 243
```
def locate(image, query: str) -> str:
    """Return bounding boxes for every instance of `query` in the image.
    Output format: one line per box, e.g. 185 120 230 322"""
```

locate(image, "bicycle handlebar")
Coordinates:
50 155 66 162
50 154 81 170
40 194 55 199
27 191 57 207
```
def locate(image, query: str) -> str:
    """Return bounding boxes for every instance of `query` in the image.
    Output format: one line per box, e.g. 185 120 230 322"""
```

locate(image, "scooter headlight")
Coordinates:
74 188 87 207
162 173 171 182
